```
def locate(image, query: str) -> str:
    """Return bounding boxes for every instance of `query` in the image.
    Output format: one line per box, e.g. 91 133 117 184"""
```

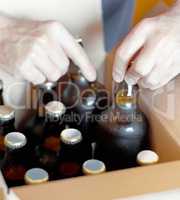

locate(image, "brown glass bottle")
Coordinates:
34 101 66 179
24 82 57 148
59 40 109 142
24 168 49 185
24 108 44 150
1 132 29 187
37 82 57 105
0 106 15 160
94 81 149 171
42 101 66 153
57 128 91 179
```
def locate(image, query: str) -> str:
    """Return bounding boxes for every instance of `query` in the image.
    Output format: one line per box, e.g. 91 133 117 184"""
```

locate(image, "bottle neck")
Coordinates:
37 105 45 118
0 142 24 169
114 81 138 112
36 84 57 117
0 119 15 137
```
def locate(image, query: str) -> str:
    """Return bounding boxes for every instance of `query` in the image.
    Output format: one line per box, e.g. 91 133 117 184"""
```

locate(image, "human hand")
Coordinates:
113 1 180 90
0 14 96 85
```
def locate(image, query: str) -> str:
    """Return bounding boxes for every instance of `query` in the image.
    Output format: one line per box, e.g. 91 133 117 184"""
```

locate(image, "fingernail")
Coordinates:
113 72 123 83
86 68 97 82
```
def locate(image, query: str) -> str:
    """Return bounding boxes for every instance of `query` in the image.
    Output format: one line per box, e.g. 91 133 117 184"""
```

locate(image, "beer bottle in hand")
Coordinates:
1 132 28 187
57 128 91 179
0 106 15 159
24 168 49 185
95 81 149 170
60 39 109 142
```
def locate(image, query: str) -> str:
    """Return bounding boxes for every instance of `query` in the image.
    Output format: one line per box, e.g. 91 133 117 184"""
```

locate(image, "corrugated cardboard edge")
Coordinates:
114 188 180 200
13 160 180 200
140 91 180 162
12 51 180 200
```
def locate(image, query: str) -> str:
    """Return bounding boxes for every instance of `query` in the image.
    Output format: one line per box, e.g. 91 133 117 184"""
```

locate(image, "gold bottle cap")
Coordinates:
0 106 15 121
137 150 159 166
60 128 82 145
45 101 66 117
4 132 27 150
25 168 49 185
82 159 106 175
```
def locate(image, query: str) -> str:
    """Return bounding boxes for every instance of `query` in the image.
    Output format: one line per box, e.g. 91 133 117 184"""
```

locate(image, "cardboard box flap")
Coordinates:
116 189 180 200
140 76 180 144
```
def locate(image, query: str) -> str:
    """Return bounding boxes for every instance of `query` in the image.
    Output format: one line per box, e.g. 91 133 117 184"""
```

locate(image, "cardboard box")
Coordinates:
9 78 180 199
2 53 180 199
13 161 180 200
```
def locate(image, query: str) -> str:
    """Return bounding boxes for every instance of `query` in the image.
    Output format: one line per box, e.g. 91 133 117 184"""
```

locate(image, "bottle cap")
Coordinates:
60 128 82 145
4 132 27 150
38 82 57 90
25 168 49 185
0 106 15 121
137 150 159 166
82 159 106 175
45 101 66 117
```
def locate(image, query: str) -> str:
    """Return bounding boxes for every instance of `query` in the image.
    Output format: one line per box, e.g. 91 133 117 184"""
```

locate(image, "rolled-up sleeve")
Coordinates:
101 0 135 52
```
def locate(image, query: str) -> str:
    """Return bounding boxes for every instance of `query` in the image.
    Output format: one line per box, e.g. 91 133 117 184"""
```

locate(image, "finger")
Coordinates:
18 59 46 85
0 68 15 87
45 22 96 81
138 47 176 89
37 37 70 76
139 63 178 90
144 71 178 90
113 18 155 82
125 42 159 85
31 43 63 82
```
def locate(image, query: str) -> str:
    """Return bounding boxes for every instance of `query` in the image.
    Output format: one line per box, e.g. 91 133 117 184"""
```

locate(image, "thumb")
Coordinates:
0 68 28 108
47 22 97 82
113 18 155 82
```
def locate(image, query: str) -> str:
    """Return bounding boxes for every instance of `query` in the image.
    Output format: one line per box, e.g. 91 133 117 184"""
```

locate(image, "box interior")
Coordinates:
1 52 180 199
12 78 180 199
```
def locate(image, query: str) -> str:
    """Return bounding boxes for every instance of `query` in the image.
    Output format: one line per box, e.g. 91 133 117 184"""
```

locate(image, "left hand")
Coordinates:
113 2 180 90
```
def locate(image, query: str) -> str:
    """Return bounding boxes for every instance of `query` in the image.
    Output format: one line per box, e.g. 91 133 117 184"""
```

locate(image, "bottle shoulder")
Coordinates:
97 106 148 133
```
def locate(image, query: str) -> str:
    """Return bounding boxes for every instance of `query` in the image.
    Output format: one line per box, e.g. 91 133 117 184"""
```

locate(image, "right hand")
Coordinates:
0 14 96 85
